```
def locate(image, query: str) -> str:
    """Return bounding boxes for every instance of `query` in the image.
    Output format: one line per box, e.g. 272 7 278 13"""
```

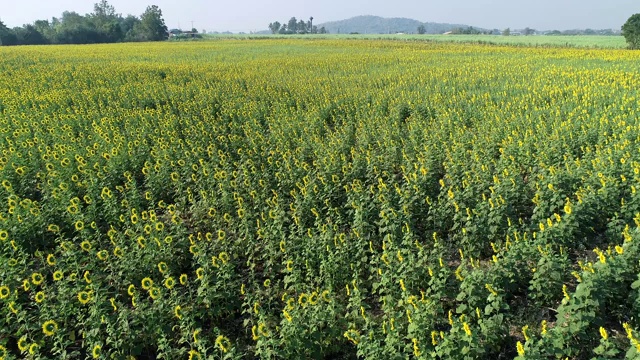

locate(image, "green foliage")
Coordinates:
137 5 168 41
622 13 640 49
0 1 165 46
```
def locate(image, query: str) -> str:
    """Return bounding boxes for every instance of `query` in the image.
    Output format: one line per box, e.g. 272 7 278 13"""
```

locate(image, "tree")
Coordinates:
287 17 297 34
622 13 640 49
120 14 141 41
319 26 327 34
137 5 168 41
54 11 102 44
297 19 307 33
14 24 48 45
268 21 281 34
309 17 314 33
0 20 18 45
91 0 122 42
502 28 510 36
524 27 535 36
417 25 426 34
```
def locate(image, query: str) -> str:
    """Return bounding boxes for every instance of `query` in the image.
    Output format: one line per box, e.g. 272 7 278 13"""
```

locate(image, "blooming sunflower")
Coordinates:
42 320 59 336
141 277 153 290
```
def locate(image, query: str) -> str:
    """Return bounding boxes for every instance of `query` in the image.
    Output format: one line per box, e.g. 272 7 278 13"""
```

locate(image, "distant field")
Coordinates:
206 33 627 49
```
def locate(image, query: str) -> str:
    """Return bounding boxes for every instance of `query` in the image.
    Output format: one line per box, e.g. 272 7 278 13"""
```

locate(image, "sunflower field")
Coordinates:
1 39 640 359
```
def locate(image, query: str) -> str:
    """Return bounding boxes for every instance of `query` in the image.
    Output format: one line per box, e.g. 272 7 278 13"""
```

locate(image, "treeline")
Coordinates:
0 0 168 46
268 17 327 34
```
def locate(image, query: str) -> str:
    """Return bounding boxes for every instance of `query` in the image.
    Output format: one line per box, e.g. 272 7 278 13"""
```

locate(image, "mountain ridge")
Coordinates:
316 15 475 34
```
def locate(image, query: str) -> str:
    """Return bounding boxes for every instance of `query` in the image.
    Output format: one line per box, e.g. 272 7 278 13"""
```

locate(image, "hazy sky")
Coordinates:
2 0 638 32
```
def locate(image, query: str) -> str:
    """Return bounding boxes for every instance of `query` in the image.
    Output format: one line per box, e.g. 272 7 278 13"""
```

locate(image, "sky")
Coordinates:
2 0 638 33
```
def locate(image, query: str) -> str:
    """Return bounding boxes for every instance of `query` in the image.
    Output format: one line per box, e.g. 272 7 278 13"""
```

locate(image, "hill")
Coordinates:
317 15 472 34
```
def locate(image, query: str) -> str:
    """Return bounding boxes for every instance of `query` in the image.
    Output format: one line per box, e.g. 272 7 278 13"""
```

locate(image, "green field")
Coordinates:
1 39 640 359
205 33 628 49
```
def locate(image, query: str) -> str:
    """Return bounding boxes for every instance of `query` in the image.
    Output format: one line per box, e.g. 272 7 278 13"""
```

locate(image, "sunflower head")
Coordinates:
42 320 59 336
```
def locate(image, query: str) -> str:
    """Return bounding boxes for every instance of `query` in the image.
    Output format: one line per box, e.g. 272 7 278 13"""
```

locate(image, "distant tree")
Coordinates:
417 25 426 34
0 20 18 45
121 15 141 41
524 27 535 36
287 17 297 33
547 30 562 35
268 21 281 34
622 13 640 49
14 24 48 44
34 20 55 40
309 17 314 32
502 28 510 36
191 28 198 33
136 5 168 41
54 11 102 44
319 26 327 34
278 24 288 34
452 26 481 35
91 0 122 42
297 19 307 33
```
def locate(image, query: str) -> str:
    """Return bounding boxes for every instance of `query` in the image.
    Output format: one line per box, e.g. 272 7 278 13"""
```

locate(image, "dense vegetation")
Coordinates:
0 0 167 46
1 39 640 359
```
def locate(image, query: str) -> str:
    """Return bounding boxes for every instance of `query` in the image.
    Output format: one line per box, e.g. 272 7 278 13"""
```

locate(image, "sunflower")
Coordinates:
141 277 153 290
42 320 59 336
187 350 199 360
164 277 175 290
216 335 231 352
35 291 45 303
97 250 108 261
46 254 56 266
196 268 204 280
0 286 9 299
148 287 160 300
179 274 187 285
157 262 168 274
78 291 92 305
127 284 135 296
31 272 44 285
74 220 84 231
174 305 183 319
113 247 124 258
92 345 101 359
17 336 28 352
53 271 64 281
80 241 92 252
